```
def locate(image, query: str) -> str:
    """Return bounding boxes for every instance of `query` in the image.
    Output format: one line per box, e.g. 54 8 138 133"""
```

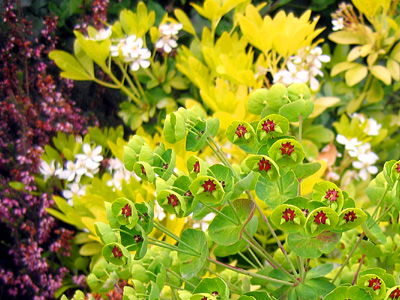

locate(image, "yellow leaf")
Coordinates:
331 61 359 76
329 31 365 45
79 242 102 256
174 9 197 36
301 160 327 196
345 64 368 86
387 58 400 81
390 42 400 63
369 65 391 85
309 97 340 118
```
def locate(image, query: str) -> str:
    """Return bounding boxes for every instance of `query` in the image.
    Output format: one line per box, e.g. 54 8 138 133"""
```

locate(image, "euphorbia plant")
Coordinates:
61 83 400 300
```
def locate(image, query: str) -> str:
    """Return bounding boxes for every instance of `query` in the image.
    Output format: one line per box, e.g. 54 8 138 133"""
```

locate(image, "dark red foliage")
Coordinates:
0 1 99 298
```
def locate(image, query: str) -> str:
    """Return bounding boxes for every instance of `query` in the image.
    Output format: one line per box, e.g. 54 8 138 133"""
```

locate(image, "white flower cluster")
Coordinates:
110 35 151 71
332 17 344 31
155 23 183 53
273 46 330 91
106 157 137 190
336 115 382 180
39 143 103 204
89 27 112 41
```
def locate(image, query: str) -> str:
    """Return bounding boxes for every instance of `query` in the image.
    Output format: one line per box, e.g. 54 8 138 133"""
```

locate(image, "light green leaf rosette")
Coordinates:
227 121 256 147
133 161 155 182
357 274 386 300
256 114 290 143
278 83 314 122
187 155 209 179
111 197 138 229
244 155 280 181
268 138 305 167
157 190 187 217
270 204 306 233
94 222 118 244
305 207 339 237
103 242 131 266
312 181 344 212
336 208 367 231
123 135 146 171
265 83 289 111
189 176 225 206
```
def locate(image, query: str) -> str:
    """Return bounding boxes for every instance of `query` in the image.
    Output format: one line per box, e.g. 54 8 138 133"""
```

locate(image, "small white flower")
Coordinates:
39 160 62 181
155 23 182 53
59 160 86 182
351 113 382 136
75 144 103 171
336 134 363 157
352 150 379 180
63 183 86 205
332 17 344 31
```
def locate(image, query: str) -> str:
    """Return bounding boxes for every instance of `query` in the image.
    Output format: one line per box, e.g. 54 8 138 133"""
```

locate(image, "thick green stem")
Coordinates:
207 257 294 286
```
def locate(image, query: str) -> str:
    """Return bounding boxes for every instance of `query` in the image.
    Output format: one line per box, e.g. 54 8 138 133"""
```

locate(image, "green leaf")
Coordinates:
208 198 255 245
292 162 321 180
80 242 102 256
256 170 299 209
193 278 230 300
287 231 341 258
270 204 306 233
266 83 288 110
306 264 334 279
244 291 276 300
9 181 26 191
178 228 208 279
268 138 305 167
94 222 118 244
331 61 360 76
248 88 268 115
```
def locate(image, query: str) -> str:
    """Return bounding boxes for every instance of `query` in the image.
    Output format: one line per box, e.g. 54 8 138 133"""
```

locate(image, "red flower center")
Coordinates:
258 157 272 172
235 124 248 138
344 211 357 223
121 204 132 217
314 211 328 225
134 235 142 243
280 142 295 156
201 297 207 300
112 246 123 258
397 163 400 173
325 189 339 202
282 208 296 222
167 194 179 207
202 179 217 194
390 287 400 299
368 277 382 291
193 161 200 173
262 119 276 133
141 165 146 176
212 291 219 296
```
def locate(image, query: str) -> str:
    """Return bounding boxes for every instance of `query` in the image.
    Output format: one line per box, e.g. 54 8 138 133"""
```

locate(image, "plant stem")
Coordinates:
227 198 241 224
352 254 366 285
247 246 264 269
243 233 299 282
147 237 200 257
207 257 294 286
249 194 299 278
370 184 390 223
369 202 394 228
332 232 365 284
166 268 196 288
238 251 259 270
153 221 201 255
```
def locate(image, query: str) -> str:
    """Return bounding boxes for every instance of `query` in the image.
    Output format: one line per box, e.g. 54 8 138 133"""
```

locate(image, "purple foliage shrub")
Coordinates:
0 0 101 298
